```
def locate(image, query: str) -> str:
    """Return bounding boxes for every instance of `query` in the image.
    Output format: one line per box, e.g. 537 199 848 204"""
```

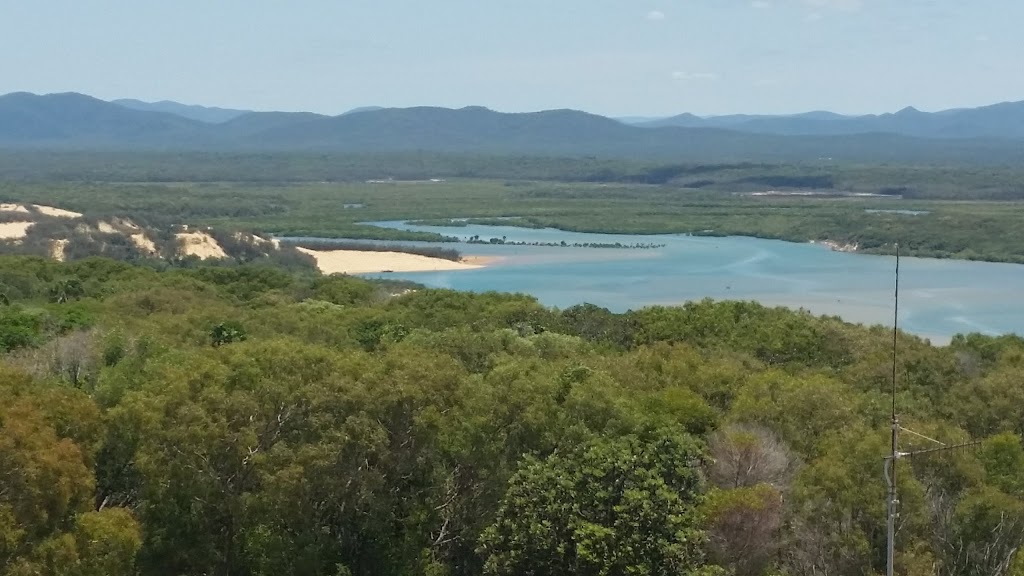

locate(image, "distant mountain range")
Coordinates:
113 99 253 123
629 102 1024 140
1 91 1023 164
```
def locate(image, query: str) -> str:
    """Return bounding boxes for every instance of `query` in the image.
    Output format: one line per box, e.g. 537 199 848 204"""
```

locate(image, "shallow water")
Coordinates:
323 221 1024 343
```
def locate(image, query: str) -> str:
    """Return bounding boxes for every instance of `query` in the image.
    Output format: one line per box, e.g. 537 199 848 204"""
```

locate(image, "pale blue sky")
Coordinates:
1 0 1020 116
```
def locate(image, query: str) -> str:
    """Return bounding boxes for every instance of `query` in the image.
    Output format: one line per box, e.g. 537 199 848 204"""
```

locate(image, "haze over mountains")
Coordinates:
2 91 1024 164
628 102 1024 140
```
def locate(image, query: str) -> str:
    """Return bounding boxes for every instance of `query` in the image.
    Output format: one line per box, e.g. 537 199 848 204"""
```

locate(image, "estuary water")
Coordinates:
340 221 1024 343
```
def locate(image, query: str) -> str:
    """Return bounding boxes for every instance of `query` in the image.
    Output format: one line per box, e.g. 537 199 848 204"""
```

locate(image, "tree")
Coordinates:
478 433 716 576
210 321 247 347
928 487 1024 576
10 330 99 389
701 425 794 576
702 485 783 576
0 372 98 573
707 424 796 490
48 278 85 304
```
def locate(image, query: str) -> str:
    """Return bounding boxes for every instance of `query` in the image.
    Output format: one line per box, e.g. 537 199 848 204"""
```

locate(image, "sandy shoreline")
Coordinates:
298 247 496 275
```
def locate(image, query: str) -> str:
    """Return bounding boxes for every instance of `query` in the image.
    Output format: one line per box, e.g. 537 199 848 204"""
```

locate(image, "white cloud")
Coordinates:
804 12 823 22
672 71 719 81
751 0 772 8
646 10 666 21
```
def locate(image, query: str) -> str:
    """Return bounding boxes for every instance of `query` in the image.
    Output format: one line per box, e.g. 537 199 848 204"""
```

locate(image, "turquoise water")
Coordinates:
337 221 1024 343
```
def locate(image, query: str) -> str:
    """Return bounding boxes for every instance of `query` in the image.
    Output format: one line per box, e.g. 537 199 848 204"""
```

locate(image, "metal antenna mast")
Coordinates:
886 244 901 576
883 243 983 576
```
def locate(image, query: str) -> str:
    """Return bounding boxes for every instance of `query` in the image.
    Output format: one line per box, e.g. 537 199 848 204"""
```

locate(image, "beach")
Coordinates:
297 247 493 275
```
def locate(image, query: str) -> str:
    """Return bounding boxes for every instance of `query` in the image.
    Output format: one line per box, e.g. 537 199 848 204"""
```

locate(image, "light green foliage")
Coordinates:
0 255 1023 575
978 433 1024 497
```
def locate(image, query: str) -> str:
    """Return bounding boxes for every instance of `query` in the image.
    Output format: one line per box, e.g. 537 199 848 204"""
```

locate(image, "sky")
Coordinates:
1 0 1021 117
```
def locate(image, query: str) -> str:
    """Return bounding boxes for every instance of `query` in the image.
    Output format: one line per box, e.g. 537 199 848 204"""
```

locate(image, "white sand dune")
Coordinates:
97 221 119 234
0 222 33 239
32 205 83 219
131 233 158 255
0 203 30 214
51 239 70 262
176 231 227 259
297 247 490 275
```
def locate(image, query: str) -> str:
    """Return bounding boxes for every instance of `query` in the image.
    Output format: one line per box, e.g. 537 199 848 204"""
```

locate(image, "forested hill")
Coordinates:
2 256 1024 575
3 92 1024 164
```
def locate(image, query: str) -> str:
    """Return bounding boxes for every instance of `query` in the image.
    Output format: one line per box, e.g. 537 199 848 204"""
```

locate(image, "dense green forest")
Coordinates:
4 167 1024 262
3 151 1024 199
2 255 1024 575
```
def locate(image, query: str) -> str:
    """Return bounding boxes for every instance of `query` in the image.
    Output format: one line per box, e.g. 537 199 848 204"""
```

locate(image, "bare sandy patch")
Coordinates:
0 222 33 239
131 233 158 255
97 221 119 234
0 203 29 214
176 231 227 259
51 239 70 262
297 247 489 275
32 205 83 219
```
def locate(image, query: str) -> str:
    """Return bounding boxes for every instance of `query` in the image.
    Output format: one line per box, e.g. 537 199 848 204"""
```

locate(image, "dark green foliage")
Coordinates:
7 162 1024 263
49 277 85 304
479 434 711 576
210 321 247 347
0 307 39 352
558 303 638 348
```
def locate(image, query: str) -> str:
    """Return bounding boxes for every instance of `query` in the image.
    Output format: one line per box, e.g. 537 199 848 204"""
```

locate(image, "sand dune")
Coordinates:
0 203 30 214
176 231 227 259
51 239 70 262
32 205 83 218
97 221 119 234
297 247 489 275
131 233 158 255
0 222 33 239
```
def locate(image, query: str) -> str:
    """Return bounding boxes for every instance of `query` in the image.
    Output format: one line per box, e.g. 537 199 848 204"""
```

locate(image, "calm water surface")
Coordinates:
326 221 1024 344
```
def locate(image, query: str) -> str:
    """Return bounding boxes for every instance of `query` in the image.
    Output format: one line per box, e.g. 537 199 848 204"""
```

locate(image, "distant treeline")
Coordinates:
3 151 1024 200
282 239 463 262
465 235 664 249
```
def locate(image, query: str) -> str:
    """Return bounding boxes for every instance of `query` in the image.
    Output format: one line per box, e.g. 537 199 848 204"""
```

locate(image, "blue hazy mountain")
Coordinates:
639 102 1024 139
113 98 252 124
2 92 1023 164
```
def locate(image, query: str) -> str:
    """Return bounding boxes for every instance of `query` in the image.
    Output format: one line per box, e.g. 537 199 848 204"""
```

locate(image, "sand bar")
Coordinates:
297 247 491 275
0 222 33 239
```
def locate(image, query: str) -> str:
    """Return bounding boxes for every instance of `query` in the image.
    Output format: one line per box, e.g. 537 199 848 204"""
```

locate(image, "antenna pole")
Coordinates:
886 243 900 576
